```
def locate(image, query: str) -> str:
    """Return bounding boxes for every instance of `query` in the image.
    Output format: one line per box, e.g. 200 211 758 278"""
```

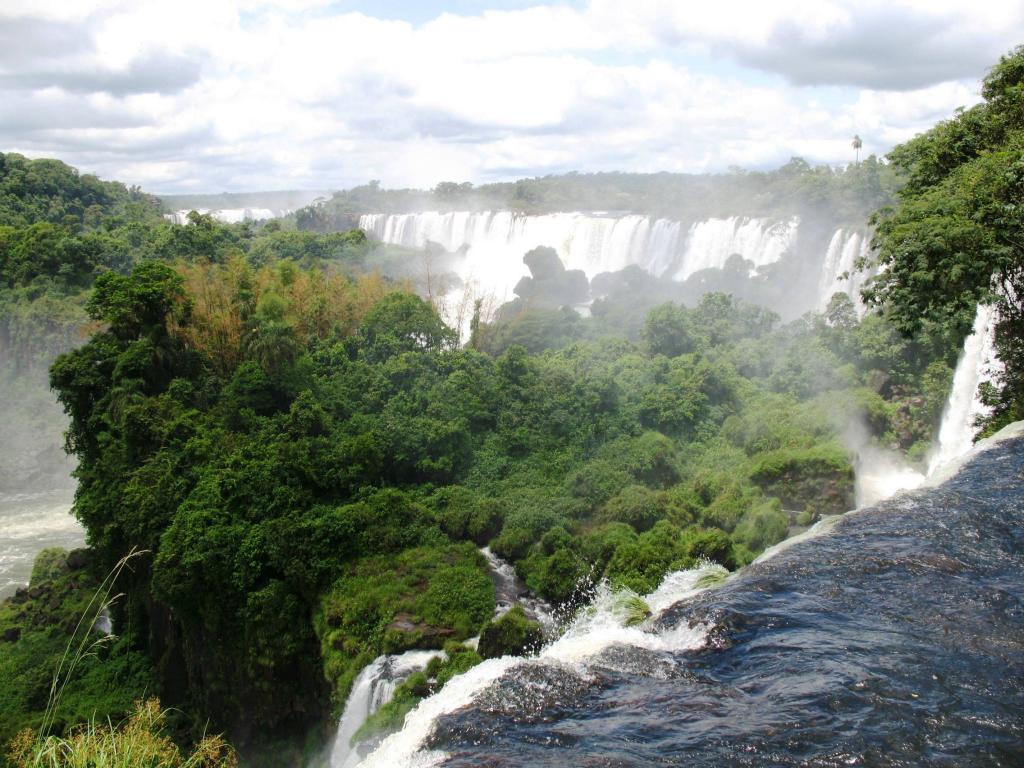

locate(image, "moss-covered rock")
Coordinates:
749 444 855 515
315 543 494 705
477 606 544 660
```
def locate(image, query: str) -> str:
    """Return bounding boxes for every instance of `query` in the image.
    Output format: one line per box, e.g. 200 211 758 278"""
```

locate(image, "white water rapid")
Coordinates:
0 489 81 598
353 563 724 768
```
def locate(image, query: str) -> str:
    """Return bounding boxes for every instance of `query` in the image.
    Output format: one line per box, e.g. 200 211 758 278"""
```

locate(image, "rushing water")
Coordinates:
929 304 1002 474
331 650 446 768
358 212 808 316
360 426 1024 766
816 228 879 315
0 489 81 598
360 565 725 768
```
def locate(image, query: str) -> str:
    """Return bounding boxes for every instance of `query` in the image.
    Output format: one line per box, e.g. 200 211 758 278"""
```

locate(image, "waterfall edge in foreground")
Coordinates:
363 426 1024 767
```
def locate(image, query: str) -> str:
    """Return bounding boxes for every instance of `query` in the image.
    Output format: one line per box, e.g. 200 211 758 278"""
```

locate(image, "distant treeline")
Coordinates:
295 157 899 231
160 189 330 214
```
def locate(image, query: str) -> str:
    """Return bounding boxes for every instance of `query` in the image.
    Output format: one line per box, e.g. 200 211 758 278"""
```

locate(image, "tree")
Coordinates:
357 293 455 360
642 303 698 357
867 45 1024 428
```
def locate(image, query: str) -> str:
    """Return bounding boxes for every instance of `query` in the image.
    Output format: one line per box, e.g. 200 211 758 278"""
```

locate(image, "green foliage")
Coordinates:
8 699 236 768
869 45 1024 429
0 550 156 764
306 159 897 223
477 606 544 659
316 544 493 703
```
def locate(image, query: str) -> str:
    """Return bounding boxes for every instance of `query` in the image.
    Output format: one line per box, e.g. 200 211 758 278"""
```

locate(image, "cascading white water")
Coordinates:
816 228 879 315
330 649 443 768
359 212 802 309
846 302 1002 506
356 563 723 768
480 546 555 630
672 216 799 280
928 303 1001 474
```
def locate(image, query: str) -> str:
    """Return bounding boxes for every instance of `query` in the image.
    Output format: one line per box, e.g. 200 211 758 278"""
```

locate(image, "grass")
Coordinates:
8 699 235 768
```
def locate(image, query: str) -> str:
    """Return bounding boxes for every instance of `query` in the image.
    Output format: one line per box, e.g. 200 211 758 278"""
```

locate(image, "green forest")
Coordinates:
0 44 1021 768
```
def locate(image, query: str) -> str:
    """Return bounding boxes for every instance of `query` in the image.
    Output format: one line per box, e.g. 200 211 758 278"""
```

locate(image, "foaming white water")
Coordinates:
330 650 443 768
360 211 683 282
754 516 843 565
0 490 81 597
928 304 1001 474
673 216 799 280
357 564 718 767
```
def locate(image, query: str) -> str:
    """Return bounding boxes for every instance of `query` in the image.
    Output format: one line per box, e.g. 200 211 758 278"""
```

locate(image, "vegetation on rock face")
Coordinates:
0 549 156 764
477 606 544 659
868 45 1024 432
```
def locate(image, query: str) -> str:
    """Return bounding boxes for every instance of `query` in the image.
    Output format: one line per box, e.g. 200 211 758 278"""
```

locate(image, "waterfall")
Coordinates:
672 216 799 280
329 649 443 768
356 563 723 768
816 228 878 315
358 211 798 298
928 303 1001 474
480 546 555 630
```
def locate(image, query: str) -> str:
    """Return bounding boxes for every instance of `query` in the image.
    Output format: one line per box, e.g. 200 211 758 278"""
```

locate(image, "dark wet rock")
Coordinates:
2 627 20 643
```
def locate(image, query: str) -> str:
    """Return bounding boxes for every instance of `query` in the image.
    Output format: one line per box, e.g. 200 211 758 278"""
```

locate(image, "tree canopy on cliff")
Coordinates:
868 45 1024 430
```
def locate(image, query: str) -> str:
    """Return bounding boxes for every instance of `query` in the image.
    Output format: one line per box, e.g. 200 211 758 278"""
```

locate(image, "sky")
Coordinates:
1 0 1021 193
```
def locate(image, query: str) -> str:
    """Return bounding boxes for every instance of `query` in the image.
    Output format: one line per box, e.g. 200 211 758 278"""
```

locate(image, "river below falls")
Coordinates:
0 488 81 598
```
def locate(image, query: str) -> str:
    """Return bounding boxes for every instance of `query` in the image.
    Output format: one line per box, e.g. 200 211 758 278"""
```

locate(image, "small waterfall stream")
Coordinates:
928 303 1001 473
329 650 443 768
480 546 554 630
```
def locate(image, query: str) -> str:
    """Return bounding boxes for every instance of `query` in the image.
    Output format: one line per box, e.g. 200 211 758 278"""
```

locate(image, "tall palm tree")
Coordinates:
852 135 863 164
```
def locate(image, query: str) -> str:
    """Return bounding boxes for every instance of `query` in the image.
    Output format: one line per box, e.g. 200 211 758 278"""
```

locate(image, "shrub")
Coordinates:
477 606 544 659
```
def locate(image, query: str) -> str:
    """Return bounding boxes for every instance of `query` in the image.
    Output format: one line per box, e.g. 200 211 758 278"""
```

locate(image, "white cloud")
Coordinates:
0 0 1015 191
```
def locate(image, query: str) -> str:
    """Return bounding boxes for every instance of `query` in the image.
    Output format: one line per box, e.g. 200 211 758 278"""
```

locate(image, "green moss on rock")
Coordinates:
477 606 544 659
